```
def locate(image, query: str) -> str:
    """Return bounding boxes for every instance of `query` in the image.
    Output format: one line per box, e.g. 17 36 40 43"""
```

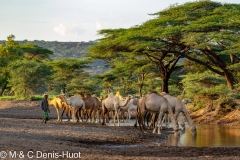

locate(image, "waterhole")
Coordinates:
162 124 240 147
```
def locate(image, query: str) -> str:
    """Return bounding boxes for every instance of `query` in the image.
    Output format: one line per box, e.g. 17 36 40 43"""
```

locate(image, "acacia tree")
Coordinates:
140 1 240 90
8 59 52 98
89 1 240 93
110 56 158 96
0 35 23 96
0 35 54 96
47 58 89 94
89 26 184 93
20 43 53 60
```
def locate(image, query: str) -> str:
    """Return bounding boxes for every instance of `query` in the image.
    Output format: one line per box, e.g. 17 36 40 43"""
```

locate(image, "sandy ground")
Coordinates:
0 100 240 160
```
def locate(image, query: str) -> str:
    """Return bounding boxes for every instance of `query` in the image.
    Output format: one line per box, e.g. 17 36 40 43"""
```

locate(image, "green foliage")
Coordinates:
47 58 90 94
181 71 238 112
6 40 97 59
1 1 240 105
193 103 204 111
182 71 226 99
8 59 52 99
0 96 16 101
20 43 53 60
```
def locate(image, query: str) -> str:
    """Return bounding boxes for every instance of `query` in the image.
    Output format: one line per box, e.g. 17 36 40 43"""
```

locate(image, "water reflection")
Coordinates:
162 124 240 147
63 119 240 147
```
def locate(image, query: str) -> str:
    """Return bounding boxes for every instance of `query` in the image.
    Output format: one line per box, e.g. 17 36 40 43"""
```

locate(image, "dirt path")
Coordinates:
0 100 240 159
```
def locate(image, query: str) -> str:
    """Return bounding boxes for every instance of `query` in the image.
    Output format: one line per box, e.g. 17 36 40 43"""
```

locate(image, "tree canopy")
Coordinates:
89 0 240 92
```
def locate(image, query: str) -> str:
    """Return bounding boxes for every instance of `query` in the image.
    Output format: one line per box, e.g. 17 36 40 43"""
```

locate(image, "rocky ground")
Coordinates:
0 100 240 160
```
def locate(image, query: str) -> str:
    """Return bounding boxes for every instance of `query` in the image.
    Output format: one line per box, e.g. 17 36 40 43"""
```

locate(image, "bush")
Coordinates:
0 96 16 101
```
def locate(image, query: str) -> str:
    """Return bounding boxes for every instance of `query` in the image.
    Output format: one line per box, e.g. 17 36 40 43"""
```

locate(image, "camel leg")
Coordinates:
168 106 179 136
105 112 109 123
72 107 79 122
79 108 84 122
138 110 147 133
150 113 156 129
167 114 171 128
76 108 80 122
174 110 182 130
121 111 124 123
64 107 70 121
101 107 106 125
178 113 185 130
97 110 101 123
126 110 129 120
128 108 131 120
72 108 76 122
153 111 163 134
56 108 61 121
134 112 138 127
160 113 167 129
91 109 95 123
99 110 102 123
116 109 120 126
113 110 116 126
67 107 71 121
61 108 66 121
85 110 89 122
145 112 150 128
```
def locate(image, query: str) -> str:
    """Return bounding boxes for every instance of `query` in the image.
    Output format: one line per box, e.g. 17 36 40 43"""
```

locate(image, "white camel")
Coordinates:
102 92 131 126
63 95 85 123
160 92 196 135
120 98 138 122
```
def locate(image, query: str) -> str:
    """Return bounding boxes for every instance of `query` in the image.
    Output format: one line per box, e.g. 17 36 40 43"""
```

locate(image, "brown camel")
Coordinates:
82 94 98 123
91 95 102 123
48 95 70 121
137 92 179 135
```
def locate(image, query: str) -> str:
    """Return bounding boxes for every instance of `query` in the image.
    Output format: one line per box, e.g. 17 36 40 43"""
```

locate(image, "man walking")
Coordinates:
41 94 50 123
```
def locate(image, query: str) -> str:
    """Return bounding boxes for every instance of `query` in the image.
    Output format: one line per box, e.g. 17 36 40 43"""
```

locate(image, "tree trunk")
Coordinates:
160 67 171 93
223 69 234 90
161 76 169 93
138 86 143 97
0 81 8 96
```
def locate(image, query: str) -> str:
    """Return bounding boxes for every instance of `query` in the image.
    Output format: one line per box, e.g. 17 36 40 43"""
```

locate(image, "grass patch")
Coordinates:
0 96 16 101
0 95 56 101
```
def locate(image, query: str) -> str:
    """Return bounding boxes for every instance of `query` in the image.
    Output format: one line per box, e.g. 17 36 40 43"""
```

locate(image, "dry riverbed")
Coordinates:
0 100 240 159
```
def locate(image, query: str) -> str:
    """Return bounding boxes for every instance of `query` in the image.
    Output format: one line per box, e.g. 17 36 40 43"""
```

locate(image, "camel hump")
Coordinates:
149 91 159 95
56 95 65 102
92 94 97 97
160 92 170 96
84 93 91 98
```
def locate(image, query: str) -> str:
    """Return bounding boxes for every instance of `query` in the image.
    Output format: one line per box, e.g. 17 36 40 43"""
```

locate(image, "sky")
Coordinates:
0 0 239 42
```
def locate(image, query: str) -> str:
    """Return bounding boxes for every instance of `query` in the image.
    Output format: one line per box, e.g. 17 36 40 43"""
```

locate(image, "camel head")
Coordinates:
125 95 133 102
190 126 197 135
182 98 192 104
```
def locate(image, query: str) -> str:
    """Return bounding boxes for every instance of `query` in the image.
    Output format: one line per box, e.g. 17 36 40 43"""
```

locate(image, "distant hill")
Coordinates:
0 40 97 59
0 40 109 74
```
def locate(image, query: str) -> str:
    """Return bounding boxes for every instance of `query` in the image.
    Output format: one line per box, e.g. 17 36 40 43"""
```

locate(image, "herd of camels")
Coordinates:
48 91 197 135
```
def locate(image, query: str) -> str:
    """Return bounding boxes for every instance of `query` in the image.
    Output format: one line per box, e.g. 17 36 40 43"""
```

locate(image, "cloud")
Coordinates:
53 23 85 40
96 21 102 30
53 24 67 36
